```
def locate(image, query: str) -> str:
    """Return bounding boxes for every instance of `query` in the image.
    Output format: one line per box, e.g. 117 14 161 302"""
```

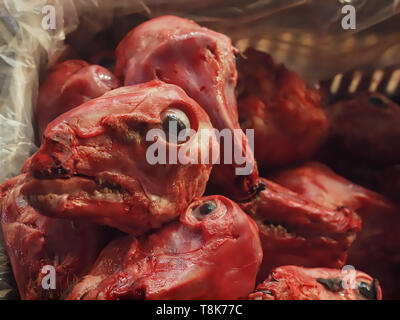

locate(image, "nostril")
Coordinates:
155 69 163 80
31 153 69 179
50 164 69 176
251 181 266 195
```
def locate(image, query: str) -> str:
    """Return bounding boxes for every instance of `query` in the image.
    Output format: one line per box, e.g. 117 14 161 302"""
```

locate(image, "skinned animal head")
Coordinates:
36 60 120 139
237 48 328 171
271 162 400 299
115 15 260 201
67 195 263 300
0 174 107 299
23 80 218 235
249 265 382 300
240 178 361 281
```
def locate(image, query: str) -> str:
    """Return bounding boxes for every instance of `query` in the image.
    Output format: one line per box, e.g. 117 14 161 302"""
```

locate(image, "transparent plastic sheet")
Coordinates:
0 0 399 299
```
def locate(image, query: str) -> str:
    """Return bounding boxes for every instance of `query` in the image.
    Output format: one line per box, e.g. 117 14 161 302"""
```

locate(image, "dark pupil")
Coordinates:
316 278 342 292
368 97 386 108
234 53 239 65
199 201 217 215
358 281 378 300
162 114 186 137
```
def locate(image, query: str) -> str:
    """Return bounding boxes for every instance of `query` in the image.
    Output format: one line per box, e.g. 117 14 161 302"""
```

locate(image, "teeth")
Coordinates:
98 187 122 194
93 190 101 197
102 187 111 194
25 176 127 207
27 193 69 211
37 194 56 202
94 177 120 190
92 189 123 201
101 187 113 193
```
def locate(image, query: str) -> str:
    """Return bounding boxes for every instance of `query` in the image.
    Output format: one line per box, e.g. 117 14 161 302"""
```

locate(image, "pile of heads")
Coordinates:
1 15 399 300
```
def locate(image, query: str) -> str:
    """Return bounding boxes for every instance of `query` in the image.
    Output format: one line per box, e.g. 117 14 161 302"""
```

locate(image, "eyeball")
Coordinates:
358 280 378 300
192 200 217 221
368 96 386 108
161 107 191 143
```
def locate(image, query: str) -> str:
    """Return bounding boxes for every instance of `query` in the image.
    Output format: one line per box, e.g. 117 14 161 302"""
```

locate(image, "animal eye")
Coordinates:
316 278 342 292
358 280 378 300
368 96 386 108
161 107 191 143
192 201 217 220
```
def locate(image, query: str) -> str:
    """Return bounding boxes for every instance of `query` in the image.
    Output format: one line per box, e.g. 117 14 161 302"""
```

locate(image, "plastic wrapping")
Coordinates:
0 0 399 299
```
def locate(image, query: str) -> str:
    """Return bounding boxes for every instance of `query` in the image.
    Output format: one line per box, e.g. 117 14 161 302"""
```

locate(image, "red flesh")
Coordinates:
0 174 108 299
326 92 400 166
115 15 260 201
249 265 382 300
67 196 262 300
36 60 120 139
237 48 328 170
240 178 361 282
271 162 400 298
24 81 217 235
